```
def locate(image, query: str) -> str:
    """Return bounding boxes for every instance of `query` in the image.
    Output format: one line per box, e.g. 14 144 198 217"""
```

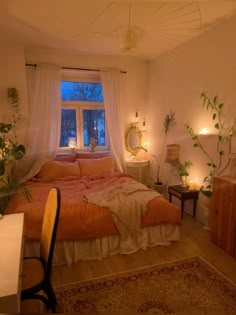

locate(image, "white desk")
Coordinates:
0 213 24 313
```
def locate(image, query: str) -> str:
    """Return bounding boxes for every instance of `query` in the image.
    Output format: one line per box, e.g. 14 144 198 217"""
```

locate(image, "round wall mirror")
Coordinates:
125 125 143 155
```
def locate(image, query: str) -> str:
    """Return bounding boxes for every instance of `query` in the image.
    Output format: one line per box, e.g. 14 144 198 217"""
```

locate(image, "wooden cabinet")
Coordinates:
210 176 236 258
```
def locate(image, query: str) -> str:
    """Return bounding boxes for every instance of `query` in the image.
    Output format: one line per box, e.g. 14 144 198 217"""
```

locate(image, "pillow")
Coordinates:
36 160 81 180
76 152 111 159
54 153 77 162
78 157 115 176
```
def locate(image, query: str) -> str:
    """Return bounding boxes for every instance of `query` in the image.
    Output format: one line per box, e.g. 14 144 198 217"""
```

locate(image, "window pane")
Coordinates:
60 109 77 147
83 110 105 146
61 82 104 102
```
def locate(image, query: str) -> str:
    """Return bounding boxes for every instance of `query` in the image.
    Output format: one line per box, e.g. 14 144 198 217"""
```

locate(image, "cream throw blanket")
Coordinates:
84 179 161 243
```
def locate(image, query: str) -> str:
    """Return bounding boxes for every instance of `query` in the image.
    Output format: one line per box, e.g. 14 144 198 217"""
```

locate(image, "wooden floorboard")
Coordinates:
21 213 236 312
52 213 236 286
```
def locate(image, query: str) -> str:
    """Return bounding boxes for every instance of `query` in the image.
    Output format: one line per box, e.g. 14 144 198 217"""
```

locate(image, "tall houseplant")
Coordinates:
153 110 176 185
185 91 236 197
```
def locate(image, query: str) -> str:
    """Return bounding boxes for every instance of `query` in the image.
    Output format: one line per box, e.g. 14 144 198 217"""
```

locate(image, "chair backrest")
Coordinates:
40 187 61 278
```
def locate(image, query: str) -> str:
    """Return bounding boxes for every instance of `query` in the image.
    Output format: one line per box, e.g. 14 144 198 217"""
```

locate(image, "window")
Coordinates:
59 72 109 151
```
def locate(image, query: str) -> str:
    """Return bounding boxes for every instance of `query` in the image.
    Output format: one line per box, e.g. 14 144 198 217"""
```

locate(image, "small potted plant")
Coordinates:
172 160 193 187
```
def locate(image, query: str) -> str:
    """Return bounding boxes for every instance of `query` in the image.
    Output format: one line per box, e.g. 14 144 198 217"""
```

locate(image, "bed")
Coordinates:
5 154 181 266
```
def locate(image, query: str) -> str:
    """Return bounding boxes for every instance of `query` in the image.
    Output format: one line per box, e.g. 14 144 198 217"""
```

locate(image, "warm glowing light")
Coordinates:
188 180 194 190
127 155 136 161
199 128 209 135
68 137 76 149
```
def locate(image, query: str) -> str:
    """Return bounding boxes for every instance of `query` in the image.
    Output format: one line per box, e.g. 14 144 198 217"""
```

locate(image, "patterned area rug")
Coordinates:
55 256 236 314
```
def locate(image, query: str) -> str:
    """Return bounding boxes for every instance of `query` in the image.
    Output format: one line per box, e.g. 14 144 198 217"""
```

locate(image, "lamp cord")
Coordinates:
128 0 131 31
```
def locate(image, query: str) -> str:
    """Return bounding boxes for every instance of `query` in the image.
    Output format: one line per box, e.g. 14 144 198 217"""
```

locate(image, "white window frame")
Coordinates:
59 70 110 152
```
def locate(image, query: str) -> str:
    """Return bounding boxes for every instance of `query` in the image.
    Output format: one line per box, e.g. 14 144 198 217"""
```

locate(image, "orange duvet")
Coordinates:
5 172 181 241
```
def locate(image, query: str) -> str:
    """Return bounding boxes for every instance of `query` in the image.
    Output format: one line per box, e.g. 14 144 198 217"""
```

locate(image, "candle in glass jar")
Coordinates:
188 180 194 190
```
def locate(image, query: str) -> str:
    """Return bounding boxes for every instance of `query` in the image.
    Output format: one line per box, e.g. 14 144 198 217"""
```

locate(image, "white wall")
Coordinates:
0 43 28 143
0 44 149 161
148 16 236 223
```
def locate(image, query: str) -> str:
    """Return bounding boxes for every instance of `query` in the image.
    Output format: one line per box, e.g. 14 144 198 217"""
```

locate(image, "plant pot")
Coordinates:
180 175 188 187
153 182 167 196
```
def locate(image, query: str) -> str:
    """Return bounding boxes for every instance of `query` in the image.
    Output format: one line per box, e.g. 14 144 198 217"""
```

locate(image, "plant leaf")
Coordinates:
218 103 224 109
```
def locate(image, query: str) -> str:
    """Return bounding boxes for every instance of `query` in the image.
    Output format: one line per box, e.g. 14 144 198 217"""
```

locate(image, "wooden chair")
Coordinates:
21 187 61 313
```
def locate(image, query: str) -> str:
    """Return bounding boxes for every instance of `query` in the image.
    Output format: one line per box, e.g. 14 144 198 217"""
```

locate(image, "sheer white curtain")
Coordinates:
20 64 61 181
101 70 125 172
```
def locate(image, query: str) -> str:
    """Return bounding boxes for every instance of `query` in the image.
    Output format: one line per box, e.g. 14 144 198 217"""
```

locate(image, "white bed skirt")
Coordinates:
24 224 180 266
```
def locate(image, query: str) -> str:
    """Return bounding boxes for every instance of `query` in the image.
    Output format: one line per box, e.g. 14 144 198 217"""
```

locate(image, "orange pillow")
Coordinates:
78 157 114 176
37 160 80 180
76 152 111 159
54 153 77 162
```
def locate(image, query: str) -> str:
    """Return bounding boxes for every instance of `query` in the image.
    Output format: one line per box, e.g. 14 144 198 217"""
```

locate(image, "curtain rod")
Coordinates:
25 63 127 74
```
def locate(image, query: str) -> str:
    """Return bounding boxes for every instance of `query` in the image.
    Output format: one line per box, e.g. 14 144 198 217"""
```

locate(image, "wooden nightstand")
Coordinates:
168 185 199 219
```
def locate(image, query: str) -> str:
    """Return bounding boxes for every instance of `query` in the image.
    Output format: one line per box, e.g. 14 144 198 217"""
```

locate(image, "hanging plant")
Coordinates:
0 88 31 214
8 87 21 142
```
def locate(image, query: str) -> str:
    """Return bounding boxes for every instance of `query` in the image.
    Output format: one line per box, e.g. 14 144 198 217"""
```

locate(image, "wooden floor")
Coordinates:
52 213 236 286
21 213 236 312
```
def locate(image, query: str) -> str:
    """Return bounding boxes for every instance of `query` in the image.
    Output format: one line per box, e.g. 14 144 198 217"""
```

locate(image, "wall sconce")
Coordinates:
142 120 146 132
68 137 76 151
165 144 180 163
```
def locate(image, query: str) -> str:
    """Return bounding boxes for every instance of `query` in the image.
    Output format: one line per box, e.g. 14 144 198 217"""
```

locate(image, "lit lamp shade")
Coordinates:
118 26 143 52
165 144 180 164
68 137 76 149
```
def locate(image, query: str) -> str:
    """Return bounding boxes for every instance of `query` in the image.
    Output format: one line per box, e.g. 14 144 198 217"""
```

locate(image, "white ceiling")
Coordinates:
0 0 236 60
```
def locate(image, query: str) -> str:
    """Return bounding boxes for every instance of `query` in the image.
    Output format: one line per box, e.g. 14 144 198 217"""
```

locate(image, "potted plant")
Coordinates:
171 160 192 187
0 88 31 214
185 91 236 197
152 110 176 194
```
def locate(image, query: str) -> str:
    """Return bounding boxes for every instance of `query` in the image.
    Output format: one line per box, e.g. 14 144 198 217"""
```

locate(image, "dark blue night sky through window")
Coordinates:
61 82 103 101
60 81 106 147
